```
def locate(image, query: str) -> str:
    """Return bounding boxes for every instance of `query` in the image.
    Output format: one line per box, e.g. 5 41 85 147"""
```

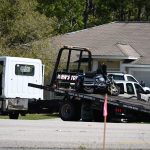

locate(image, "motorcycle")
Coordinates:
75 72 120 96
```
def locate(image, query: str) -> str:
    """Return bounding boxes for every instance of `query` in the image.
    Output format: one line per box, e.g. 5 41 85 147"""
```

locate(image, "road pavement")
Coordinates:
0 118 150 149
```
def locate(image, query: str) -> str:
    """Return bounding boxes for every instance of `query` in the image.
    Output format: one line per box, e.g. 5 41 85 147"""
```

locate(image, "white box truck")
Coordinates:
0 56 44 119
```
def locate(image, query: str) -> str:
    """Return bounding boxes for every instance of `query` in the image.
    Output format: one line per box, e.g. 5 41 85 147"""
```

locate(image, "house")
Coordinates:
51 22 150 87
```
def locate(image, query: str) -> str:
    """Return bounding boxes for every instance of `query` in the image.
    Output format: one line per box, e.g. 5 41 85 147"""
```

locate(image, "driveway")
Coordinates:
0 118 150 149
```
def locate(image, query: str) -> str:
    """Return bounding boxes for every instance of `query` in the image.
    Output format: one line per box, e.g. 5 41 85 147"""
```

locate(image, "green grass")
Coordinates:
0 113 59 120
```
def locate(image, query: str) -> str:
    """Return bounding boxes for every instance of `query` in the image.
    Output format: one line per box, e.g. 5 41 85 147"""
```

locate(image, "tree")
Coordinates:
37 0 85 34
93 0 113 24
145 0 150 20
0 0 54 48
0 0 55 77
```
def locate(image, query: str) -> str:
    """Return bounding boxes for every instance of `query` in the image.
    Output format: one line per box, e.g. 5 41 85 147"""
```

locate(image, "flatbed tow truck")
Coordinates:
29 46 150 122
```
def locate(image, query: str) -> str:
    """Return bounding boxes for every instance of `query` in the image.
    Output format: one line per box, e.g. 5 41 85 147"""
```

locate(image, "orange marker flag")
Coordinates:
103 93 108 117
103 93 108 150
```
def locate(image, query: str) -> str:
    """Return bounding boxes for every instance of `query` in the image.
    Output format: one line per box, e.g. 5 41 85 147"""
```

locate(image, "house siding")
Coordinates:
98 59 120 72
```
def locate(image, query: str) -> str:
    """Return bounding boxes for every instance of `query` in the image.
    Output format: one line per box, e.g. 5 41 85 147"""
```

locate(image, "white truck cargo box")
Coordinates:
0 56 44 99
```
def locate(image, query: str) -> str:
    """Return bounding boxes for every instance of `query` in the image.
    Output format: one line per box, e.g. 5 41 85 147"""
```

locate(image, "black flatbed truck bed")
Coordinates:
28 82 150 114
55 88 150 113
54 88 150 122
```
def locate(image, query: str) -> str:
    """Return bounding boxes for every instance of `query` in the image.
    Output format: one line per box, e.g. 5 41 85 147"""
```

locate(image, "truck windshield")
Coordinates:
134 83 145 94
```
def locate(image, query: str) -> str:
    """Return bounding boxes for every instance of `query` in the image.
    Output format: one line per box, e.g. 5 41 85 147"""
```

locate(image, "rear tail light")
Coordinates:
115 107 124 113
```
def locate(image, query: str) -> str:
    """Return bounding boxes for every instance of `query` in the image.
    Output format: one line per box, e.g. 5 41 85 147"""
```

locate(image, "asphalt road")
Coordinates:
0 118 150 150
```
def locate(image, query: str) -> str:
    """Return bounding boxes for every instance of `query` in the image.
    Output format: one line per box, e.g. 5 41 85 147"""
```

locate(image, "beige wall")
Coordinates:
98 59 121 72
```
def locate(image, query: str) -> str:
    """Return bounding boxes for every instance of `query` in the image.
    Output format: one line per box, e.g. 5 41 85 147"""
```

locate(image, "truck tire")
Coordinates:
9 112 19 119
93 110 103 122
59 101 81 121
81 101 93 122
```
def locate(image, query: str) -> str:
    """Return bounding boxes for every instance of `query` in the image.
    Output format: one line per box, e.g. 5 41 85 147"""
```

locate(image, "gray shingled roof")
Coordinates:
51 22 150 64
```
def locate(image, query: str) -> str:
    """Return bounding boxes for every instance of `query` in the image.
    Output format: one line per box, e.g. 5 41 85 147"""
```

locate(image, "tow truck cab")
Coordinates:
0 56 44 118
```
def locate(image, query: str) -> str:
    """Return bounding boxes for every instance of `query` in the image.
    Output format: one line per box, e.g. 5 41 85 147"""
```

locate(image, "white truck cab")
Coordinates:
0 56 44 118
115 81 150 102
108 73 150 92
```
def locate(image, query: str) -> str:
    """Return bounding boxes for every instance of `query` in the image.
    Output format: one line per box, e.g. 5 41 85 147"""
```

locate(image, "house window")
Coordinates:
15 64 34 76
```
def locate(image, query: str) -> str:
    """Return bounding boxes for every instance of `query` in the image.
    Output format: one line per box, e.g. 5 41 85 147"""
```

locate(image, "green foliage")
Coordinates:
0 0 56 78
0 0 53 46
0 0 150 79
1 0 150 42
37 0 85 34
38 0 150 34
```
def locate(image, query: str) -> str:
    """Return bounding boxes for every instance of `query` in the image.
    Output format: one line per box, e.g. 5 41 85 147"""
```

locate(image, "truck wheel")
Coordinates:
59 102 81 121
9 112 19 119
81 101 93 122
93 110 103 122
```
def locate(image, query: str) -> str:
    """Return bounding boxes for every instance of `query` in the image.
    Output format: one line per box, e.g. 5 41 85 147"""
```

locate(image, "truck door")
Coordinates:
118 83 136 98
7 62 42 99
14 64 35 97
134 83 145 94
14 63 43 99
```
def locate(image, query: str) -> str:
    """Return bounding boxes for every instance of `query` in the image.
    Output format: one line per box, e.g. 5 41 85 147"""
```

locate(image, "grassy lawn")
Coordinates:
0 113 59 120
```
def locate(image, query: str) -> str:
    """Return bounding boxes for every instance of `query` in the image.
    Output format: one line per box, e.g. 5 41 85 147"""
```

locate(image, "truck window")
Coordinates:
116 83 124 94
127 76 137 82
108 74 125 80
134 83 145 94
15 64 34 76
126 83 134 94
